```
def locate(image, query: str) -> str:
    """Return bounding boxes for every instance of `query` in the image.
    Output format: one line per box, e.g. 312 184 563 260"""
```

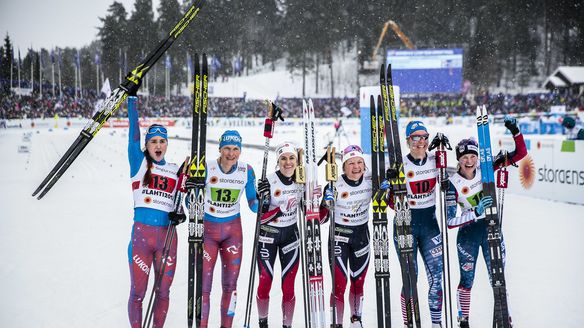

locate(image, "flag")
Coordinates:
100 78 111 98
118 48 123 70
50 49 55 64
165 54 171 69
74 49 80 68
187 53 192 74
211 55 221 71
95 52 100 65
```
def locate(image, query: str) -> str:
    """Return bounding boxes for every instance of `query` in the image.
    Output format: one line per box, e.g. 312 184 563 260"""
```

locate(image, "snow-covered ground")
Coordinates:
1 120 582 328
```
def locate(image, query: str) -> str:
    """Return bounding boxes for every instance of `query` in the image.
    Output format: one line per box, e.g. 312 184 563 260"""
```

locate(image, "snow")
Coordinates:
1 120 582 328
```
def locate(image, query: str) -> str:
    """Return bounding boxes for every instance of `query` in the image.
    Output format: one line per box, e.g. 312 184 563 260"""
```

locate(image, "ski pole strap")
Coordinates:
263 101 285 138
295 148 306 184
325 147 338 182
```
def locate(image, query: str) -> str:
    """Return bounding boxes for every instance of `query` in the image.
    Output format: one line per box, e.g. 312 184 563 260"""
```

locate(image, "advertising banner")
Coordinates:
497 136 584 205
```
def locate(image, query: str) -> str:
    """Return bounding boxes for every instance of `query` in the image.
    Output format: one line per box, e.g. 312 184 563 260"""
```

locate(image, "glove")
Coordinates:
257 178 270 197
428 133 450 151
280 196 298 212
474 196 493 217
440 179 449 192
385 168 398 180
313 185 322 199
168 211 186 225
504 115 520 135
185 177 204 191
380 179 391 191
324 188 335 202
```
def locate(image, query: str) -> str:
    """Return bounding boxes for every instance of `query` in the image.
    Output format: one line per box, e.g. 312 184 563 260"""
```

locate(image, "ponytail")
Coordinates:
142 149 154 186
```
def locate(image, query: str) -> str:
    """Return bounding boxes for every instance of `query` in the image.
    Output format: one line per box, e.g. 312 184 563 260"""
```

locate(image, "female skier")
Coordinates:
445 116 527 328
254 142 304 328
321 145 372 328
190 130 260 328
390 121 445 328
127 96 186 328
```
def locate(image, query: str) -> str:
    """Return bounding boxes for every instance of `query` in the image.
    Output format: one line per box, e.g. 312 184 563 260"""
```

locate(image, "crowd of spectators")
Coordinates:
2 79 583 120
400 92 584 117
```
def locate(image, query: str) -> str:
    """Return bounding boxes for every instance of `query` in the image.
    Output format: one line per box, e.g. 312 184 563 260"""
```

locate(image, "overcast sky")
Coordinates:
0 0 161 52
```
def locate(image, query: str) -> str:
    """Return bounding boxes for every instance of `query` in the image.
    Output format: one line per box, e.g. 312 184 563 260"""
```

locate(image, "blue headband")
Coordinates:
405 121 428 137
219 130 242 149
145 125 168 144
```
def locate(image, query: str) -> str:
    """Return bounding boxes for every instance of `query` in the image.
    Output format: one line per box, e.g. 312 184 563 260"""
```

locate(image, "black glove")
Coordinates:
169 211 186 225
258 178 271 196
385 168 398 180
504 115 520 135
428 133 450 151
440 179 449 192
185 176 204 191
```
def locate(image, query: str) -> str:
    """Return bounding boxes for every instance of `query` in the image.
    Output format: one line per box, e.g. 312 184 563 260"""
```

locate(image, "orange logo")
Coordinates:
144 196 152 204
409 200 416 206
209 207 216 213
210 176 218 184
274 189 282 197
518 155 536 189
461 186 469 195
407 171 415 179
341 192 349 199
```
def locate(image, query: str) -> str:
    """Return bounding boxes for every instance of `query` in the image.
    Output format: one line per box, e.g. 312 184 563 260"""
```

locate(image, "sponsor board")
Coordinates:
502 135 584 205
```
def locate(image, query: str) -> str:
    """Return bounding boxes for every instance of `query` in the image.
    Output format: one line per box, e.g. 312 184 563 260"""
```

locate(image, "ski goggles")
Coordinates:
342 145 363 154
145 125 168 143
146 125 168 135
409 134 430 142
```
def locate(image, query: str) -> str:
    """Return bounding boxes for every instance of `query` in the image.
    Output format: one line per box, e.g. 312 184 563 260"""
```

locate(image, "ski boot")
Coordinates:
349 315 363 328
458 316 469 328
431 322 442 328
258 318 268 328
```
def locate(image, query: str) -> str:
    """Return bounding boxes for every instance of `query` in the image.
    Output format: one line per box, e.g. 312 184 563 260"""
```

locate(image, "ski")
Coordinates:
32 0 206 200
296 147 311 328
322 146 339 326
370 94 392 328
242 101 284 328
187 53 208 328
300 99 326 328
476 105 511 328
380 63 421 328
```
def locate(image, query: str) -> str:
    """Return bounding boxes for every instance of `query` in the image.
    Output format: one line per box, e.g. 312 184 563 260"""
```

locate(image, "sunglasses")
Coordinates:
343 145 363 154
409 134 430 142
147 126 167 135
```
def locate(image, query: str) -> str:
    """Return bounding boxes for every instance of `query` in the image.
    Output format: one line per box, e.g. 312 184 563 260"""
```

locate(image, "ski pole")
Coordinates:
242 101 284 328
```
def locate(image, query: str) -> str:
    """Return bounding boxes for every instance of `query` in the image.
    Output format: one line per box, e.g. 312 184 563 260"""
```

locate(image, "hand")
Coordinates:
313 185 323 199
440 179 449 192
380 179 391 191
257 178 270 197
474 196 493 217
385 168 398 180
504 115 520 135
185 177 204 191
428 133 450 151
324 188 335 202
168 211 186 225
280 196 298 212
177 173 188 192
